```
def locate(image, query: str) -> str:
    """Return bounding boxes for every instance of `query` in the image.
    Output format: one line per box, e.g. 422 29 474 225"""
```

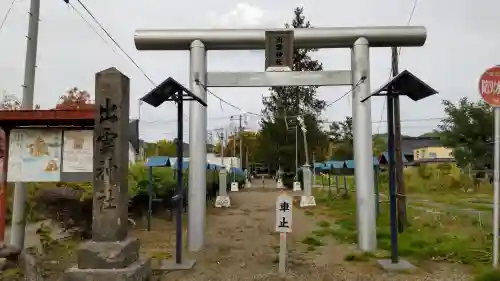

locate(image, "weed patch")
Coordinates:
313 191 492 266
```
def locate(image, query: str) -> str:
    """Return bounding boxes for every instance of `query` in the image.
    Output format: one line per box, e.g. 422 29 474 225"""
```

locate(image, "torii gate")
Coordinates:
134 26 427 253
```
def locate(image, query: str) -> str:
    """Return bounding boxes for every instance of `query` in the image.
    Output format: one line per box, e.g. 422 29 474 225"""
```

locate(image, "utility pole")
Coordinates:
230 114 244 169
215 128 225 166
312 152 316 187
392 46 407 232
232 128 236 182
295 125 298 174
10 0 40 250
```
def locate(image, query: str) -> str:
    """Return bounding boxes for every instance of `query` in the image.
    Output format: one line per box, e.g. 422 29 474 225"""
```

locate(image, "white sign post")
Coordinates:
479 66 500 267
275 194 292 275
276 178 284 189
293 181 301 192
230 181 239 192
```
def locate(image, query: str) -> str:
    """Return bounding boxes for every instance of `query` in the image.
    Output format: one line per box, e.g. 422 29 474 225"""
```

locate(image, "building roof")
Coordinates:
401 136 442 153
379 152 409 164
145 156 171 167
366 70 438 102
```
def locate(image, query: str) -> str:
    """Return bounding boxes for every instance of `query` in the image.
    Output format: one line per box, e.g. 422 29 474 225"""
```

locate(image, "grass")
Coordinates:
474 269 500 281
311 191 493 266
301 235 324 251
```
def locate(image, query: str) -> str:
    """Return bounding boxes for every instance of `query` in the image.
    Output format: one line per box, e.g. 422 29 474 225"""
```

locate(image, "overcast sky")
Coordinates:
0 0 498 142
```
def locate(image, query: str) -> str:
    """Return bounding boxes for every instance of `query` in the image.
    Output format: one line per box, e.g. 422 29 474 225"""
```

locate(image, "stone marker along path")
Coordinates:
158 180 471 281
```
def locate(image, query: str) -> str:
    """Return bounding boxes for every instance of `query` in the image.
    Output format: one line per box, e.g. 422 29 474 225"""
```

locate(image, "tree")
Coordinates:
0 93 40 157
258 7 329 172
328 117 387 160
328 117 354 160
436 97 493 170
328 117 353 141
372 135 387 157
55 87 93 110
217 131 260 164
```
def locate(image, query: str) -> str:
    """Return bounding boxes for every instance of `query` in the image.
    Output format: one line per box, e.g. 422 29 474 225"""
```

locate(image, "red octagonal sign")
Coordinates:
479 66 500 107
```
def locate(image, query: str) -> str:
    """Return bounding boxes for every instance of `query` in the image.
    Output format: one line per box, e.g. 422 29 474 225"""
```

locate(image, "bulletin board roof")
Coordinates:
0 109 94 128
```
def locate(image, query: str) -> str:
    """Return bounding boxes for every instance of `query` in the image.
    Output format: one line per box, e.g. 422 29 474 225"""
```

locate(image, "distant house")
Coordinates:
412 146 454 165
401 136 442 162
378 136 454 166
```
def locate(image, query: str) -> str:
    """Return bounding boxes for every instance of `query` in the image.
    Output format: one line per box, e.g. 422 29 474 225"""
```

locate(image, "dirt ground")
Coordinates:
133 180 473 281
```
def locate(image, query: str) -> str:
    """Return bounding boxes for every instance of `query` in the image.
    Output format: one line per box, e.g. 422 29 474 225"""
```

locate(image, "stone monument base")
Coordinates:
62 257 151 281
61 237 151 281
299 195 316 207
215 195 231 207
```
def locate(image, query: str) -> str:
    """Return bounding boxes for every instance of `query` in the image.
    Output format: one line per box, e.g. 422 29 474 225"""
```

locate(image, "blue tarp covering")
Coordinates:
229 167 244 175
338 157 379 169
345 160 355 169
314 162 325 168
324 160 346 169
170 158 189 169
170 157 191 169
145 156 171 167
381 152 408 163
207 163 220 170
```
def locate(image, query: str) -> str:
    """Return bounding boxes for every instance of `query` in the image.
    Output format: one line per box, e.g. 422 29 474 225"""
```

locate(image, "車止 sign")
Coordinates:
479 66 500 107
275 194 293 233
265 30 294 71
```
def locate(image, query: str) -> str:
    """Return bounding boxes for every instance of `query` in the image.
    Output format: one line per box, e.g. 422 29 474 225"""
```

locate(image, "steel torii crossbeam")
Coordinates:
134 26 427 253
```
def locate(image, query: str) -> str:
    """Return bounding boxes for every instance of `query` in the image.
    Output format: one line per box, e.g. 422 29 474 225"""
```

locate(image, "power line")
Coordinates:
64 0 187 120
140 115 239 124
325 77 366 108
67 2 115 52
72 0 155 86
0 0 17 33
194 79 262 117
320 117 443 124
375 0 420 134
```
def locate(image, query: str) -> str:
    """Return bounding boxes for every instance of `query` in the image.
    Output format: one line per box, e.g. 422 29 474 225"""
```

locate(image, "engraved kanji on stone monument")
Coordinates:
92 67 130 242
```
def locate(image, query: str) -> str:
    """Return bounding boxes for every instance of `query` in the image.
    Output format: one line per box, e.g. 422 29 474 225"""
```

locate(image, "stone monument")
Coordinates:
62 67 151 281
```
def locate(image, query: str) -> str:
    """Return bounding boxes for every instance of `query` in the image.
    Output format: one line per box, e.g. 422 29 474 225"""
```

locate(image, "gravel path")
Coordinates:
150 181 472 281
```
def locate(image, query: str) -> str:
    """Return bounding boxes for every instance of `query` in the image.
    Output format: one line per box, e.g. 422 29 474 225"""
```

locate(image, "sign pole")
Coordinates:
478 65 500 268
275 193 292 275
494 107 500 267
279 232 287 275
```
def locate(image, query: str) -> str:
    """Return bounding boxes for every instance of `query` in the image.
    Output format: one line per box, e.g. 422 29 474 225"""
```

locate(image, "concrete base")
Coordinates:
159 258 196 271
214 195 231 208
230 182 239 192
299 195 316 207
61 257 151 281
377 259 416 272
292 182 301 192
77 237 140 269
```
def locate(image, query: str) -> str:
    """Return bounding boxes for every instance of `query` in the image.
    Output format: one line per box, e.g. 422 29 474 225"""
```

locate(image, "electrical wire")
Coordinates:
324 77 366 108
194 79 262 117
67 2 114 52
375 0 420 134
65 0 187 120
0 0 17 33
73 0 154 86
